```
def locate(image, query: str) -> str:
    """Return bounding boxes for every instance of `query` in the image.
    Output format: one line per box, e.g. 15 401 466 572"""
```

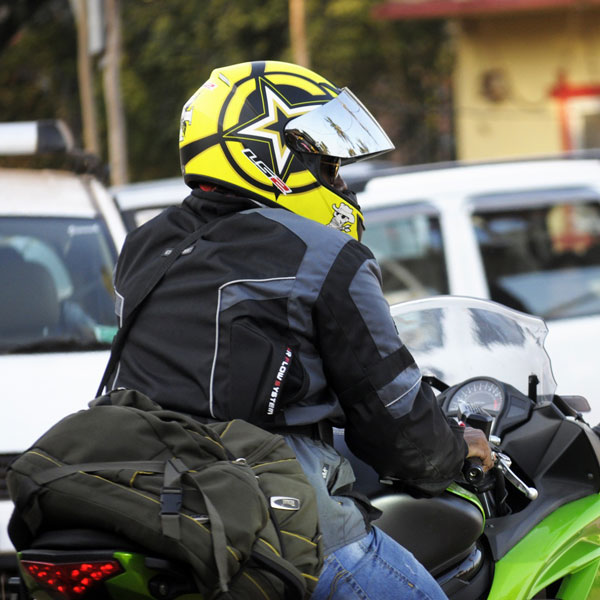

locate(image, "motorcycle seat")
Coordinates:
371 491 484 576
29 528 143 552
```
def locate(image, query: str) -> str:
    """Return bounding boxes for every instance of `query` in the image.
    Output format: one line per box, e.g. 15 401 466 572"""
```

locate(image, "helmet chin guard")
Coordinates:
179 60 394 240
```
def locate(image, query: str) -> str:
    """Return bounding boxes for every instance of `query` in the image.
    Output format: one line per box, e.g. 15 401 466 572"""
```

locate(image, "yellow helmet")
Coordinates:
179 60 394 240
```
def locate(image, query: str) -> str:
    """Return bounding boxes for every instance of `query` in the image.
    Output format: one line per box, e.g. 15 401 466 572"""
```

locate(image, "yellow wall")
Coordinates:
454 10 600 160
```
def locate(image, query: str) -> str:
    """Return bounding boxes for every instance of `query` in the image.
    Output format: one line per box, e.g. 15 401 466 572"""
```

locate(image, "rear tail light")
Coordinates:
21 559 123 598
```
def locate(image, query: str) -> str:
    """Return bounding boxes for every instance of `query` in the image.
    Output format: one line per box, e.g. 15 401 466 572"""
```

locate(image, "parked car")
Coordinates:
358 155 600 425
111 176 189 231
0 121 127 578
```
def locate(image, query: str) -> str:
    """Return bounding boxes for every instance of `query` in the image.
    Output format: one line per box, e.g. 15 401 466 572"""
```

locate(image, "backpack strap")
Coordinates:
96 226 209 397
15 460 167 539
31 461 167 485
250 543 306 600
163 458 233 594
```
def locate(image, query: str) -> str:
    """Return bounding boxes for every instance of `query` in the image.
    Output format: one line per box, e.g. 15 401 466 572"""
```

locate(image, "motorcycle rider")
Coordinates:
107 60 493 599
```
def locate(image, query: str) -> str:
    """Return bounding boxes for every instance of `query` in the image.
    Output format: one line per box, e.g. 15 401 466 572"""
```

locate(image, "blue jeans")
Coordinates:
311 526 448 600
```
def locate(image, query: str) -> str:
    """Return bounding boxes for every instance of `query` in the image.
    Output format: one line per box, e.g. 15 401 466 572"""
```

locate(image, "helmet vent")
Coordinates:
219 73 231 87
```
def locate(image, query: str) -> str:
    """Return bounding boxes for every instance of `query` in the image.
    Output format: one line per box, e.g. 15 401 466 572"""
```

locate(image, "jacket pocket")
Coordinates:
228 318 287 423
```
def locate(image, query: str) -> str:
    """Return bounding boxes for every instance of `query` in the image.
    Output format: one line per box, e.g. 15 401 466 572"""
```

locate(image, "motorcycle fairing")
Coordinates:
488 493 600 600
485 402 600 561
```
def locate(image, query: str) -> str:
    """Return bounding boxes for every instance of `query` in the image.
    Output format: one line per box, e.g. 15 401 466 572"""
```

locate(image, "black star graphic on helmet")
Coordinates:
224 78 320 177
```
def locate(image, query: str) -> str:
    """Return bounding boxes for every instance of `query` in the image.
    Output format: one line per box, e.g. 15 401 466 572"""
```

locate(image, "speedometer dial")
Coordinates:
446 378 504 416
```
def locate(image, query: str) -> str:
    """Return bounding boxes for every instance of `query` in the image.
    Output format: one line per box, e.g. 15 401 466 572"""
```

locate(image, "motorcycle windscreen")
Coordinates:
390 295 557 402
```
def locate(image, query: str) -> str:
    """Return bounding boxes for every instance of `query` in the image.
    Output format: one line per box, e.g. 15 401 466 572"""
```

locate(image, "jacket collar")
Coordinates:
183 187 282 222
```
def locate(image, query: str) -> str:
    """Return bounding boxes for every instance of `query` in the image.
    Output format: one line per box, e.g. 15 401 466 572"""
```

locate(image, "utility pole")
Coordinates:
73 0 100 154
103 0 129 185
289 0 310 68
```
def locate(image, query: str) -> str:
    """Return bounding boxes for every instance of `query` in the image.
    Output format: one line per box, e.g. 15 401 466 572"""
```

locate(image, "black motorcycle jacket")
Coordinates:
110 188 467 495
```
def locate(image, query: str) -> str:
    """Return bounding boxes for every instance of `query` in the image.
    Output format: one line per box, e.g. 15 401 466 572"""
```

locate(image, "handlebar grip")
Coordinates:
462 457 485 485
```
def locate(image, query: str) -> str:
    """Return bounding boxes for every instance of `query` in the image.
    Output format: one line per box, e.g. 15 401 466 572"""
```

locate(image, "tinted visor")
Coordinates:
285 88 394 163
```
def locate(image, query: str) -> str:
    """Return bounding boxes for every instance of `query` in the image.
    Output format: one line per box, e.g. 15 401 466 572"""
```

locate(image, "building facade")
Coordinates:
374 0 600 160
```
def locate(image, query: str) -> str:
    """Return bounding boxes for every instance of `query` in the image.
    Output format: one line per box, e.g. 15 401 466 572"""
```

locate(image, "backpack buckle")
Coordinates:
160 488 183 514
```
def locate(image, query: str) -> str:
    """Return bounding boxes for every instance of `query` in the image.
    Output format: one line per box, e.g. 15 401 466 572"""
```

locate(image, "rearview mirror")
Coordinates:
561 395 591 413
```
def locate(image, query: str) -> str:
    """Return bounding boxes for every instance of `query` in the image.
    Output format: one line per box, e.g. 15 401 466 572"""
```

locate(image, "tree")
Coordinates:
0 1 80 138
118 0 291 180
0 0 52 52
118 0 455 178
306 0 455 164
0 0 455 181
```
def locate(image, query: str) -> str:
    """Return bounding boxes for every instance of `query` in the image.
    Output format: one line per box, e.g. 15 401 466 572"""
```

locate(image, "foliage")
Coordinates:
119 0 291 180
0 0 455 181
0 1 80 135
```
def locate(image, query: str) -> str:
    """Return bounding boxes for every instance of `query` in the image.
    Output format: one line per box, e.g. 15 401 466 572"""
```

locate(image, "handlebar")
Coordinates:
462 452 538 503
456 399 539 507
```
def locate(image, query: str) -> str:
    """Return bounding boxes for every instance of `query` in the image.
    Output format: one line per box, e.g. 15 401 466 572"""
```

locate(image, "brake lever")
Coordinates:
495 452 538 500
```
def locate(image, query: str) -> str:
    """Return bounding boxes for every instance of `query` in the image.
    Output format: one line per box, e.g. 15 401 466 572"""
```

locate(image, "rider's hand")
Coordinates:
463 427 495 471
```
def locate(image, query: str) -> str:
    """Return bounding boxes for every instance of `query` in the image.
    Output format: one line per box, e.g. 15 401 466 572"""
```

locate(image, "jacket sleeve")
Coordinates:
313 241 468 495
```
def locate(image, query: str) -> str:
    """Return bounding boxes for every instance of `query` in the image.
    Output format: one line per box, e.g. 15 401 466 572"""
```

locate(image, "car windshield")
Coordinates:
0 216 118 353
472 200 600 320
362 203 449 304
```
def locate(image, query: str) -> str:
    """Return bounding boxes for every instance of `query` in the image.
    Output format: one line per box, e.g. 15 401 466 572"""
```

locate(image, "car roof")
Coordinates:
0 168 98 217
111 177 189 211
359 158 600 211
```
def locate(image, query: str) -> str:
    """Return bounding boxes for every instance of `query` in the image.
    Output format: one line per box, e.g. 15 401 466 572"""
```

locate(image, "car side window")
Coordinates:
472 201 600 319
0 217 118 351
362 205 449 304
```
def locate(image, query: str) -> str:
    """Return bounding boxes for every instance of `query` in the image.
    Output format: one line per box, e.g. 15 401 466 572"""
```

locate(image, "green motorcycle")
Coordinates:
9 296 600 599
341 295 600 600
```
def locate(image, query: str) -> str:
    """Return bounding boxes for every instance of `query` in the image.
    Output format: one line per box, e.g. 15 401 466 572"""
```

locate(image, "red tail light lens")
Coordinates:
21 559 123 598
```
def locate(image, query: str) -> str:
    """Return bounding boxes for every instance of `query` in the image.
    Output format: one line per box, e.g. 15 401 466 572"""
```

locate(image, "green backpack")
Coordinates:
7 389 323 599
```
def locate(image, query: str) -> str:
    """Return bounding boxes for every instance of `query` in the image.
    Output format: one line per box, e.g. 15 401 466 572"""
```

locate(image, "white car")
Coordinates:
111 176 189 231
358 157 600 425
0 121 127 574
